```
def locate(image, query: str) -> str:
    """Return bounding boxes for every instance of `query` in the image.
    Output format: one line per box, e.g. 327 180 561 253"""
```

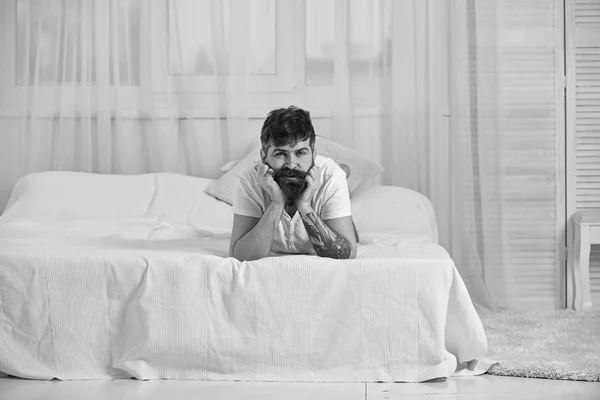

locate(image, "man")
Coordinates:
229 106 358 261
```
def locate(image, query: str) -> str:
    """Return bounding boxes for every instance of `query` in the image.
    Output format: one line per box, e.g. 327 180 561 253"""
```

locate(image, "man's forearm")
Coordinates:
298 206 353 259
232 201 284 261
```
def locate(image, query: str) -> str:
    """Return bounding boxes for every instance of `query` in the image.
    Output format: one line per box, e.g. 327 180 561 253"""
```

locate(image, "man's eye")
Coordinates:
297 151 307 156
274 153 284 157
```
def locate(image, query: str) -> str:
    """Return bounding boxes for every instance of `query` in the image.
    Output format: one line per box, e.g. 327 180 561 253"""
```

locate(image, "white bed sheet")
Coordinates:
0 220 491 382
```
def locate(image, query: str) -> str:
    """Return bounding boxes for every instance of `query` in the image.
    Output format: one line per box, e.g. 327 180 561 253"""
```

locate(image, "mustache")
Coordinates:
272 167 308 180
267 165 313 207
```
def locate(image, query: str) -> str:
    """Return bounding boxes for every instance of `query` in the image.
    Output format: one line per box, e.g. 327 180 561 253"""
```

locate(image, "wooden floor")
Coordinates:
1 375 599 400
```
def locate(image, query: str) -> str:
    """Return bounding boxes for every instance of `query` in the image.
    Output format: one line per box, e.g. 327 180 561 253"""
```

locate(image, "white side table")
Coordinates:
570 210 599 310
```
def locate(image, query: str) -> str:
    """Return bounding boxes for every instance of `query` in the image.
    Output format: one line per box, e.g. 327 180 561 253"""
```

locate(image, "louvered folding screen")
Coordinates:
499 0 564 310
567 0 600 308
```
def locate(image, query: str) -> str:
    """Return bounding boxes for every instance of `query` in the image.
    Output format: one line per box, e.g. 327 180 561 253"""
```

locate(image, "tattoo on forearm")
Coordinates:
302 212 352 259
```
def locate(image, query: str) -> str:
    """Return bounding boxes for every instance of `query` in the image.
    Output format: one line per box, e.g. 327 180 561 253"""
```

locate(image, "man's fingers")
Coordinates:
308 166 320 183
311 165 320 178
257 163 270 177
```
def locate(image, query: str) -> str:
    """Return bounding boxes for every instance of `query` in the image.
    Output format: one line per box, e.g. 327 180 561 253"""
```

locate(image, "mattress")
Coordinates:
0 220 491 382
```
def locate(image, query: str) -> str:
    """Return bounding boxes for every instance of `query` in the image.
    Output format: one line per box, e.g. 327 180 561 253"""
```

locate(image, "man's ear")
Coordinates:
260 148 266 162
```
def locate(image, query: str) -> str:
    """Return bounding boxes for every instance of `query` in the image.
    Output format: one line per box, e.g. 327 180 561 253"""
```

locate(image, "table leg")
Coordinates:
573 225 592 311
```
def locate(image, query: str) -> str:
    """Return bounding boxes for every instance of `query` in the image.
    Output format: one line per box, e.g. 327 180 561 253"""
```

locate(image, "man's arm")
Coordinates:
230 163 287 261
298 205 357 259
230 201 284 261
295 164 357 259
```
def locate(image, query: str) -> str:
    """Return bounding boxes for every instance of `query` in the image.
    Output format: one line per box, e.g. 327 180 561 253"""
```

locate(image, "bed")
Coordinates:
0 171 492 382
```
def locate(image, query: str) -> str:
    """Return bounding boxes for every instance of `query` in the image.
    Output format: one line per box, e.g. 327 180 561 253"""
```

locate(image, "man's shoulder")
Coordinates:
315 155 345 183
315 155 343 175
237 160 261 184
232 161 266 215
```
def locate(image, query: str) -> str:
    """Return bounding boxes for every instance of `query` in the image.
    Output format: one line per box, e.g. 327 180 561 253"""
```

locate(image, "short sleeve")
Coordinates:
319 169 352 220
232 176 264 218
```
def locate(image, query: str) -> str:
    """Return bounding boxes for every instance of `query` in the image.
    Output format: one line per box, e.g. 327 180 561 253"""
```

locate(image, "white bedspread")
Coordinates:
0 220 491 382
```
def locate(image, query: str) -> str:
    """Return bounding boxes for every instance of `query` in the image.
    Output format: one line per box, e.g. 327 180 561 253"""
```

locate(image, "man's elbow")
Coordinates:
349 247 357 259
230 246 265 262
317 243 356 259
232 253 261 262
343 238 358 259
345 245 357 259
230 248 250 261
230 239 252 261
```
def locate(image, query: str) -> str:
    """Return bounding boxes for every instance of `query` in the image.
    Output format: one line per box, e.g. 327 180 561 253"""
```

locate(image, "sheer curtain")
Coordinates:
314 0 514 309
0 0 513 310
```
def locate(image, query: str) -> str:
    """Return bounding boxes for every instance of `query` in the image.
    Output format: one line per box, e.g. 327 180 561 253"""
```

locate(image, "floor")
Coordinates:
1 375 599 400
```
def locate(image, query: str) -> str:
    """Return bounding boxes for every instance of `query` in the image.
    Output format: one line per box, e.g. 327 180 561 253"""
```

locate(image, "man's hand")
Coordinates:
297 165 321 210
255 163 285 204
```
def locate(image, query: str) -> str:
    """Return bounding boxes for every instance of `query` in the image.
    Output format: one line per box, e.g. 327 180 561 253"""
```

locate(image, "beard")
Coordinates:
272 167 309 208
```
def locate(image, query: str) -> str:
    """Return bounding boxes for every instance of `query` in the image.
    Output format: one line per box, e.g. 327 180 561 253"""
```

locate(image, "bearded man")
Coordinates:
229 106 358 261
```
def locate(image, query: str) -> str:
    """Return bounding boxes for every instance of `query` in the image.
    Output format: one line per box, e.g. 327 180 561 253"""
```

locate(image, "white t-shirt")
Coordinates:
232 155 352 255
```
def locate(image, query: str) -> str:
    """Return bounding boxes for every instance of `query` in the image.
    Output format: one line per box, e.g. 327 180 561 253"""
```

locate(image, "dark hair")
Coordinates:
260 106 316 152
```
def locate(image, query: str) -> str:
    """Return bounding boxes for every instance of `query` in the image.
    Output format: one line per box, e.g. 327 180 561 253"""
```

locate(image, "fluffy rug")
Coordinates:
478 308 600 382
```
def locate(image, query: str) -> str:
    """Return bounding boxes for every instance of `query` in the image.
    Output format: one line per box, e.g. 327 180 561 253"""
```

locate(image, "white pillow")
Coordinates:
1 171 235 233
204 137 383 205
0 171 156 223
351 184 439 244
146 173 233 232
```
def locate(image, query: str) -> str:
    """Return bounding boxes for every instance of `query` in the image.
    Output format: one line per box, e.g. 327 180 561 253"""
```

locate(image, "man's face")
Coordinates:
261 139 315 206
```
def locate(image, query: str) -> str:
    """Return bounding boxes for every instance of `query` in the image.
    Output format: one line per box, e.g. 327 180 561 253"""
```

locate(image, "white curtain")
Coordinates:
0 0 514 310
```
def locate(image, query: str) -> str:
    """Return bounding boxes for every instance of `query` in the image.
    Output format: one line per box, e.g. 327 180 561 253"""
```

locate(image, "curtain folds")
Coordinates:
0 0 511 310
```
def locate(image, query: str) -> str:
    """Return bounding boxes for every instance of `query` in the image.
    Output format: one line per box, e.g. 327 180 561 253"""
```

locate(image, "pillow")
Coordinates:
351 184 439 244
0 171 156 223
1 171 235 234
204 137 383 205
145 173 233 232
317 137 383 191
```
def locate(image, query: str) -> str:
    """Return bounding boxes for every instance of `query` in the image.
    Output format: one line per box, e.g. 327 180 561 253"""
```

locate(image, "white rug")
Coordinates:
478 308 600 382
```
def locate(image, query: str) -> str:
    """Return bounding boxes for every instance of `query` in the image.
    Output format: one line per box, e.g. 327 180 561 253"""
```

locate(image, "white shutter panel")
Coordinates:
499 0 564 310
567 0 600 308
